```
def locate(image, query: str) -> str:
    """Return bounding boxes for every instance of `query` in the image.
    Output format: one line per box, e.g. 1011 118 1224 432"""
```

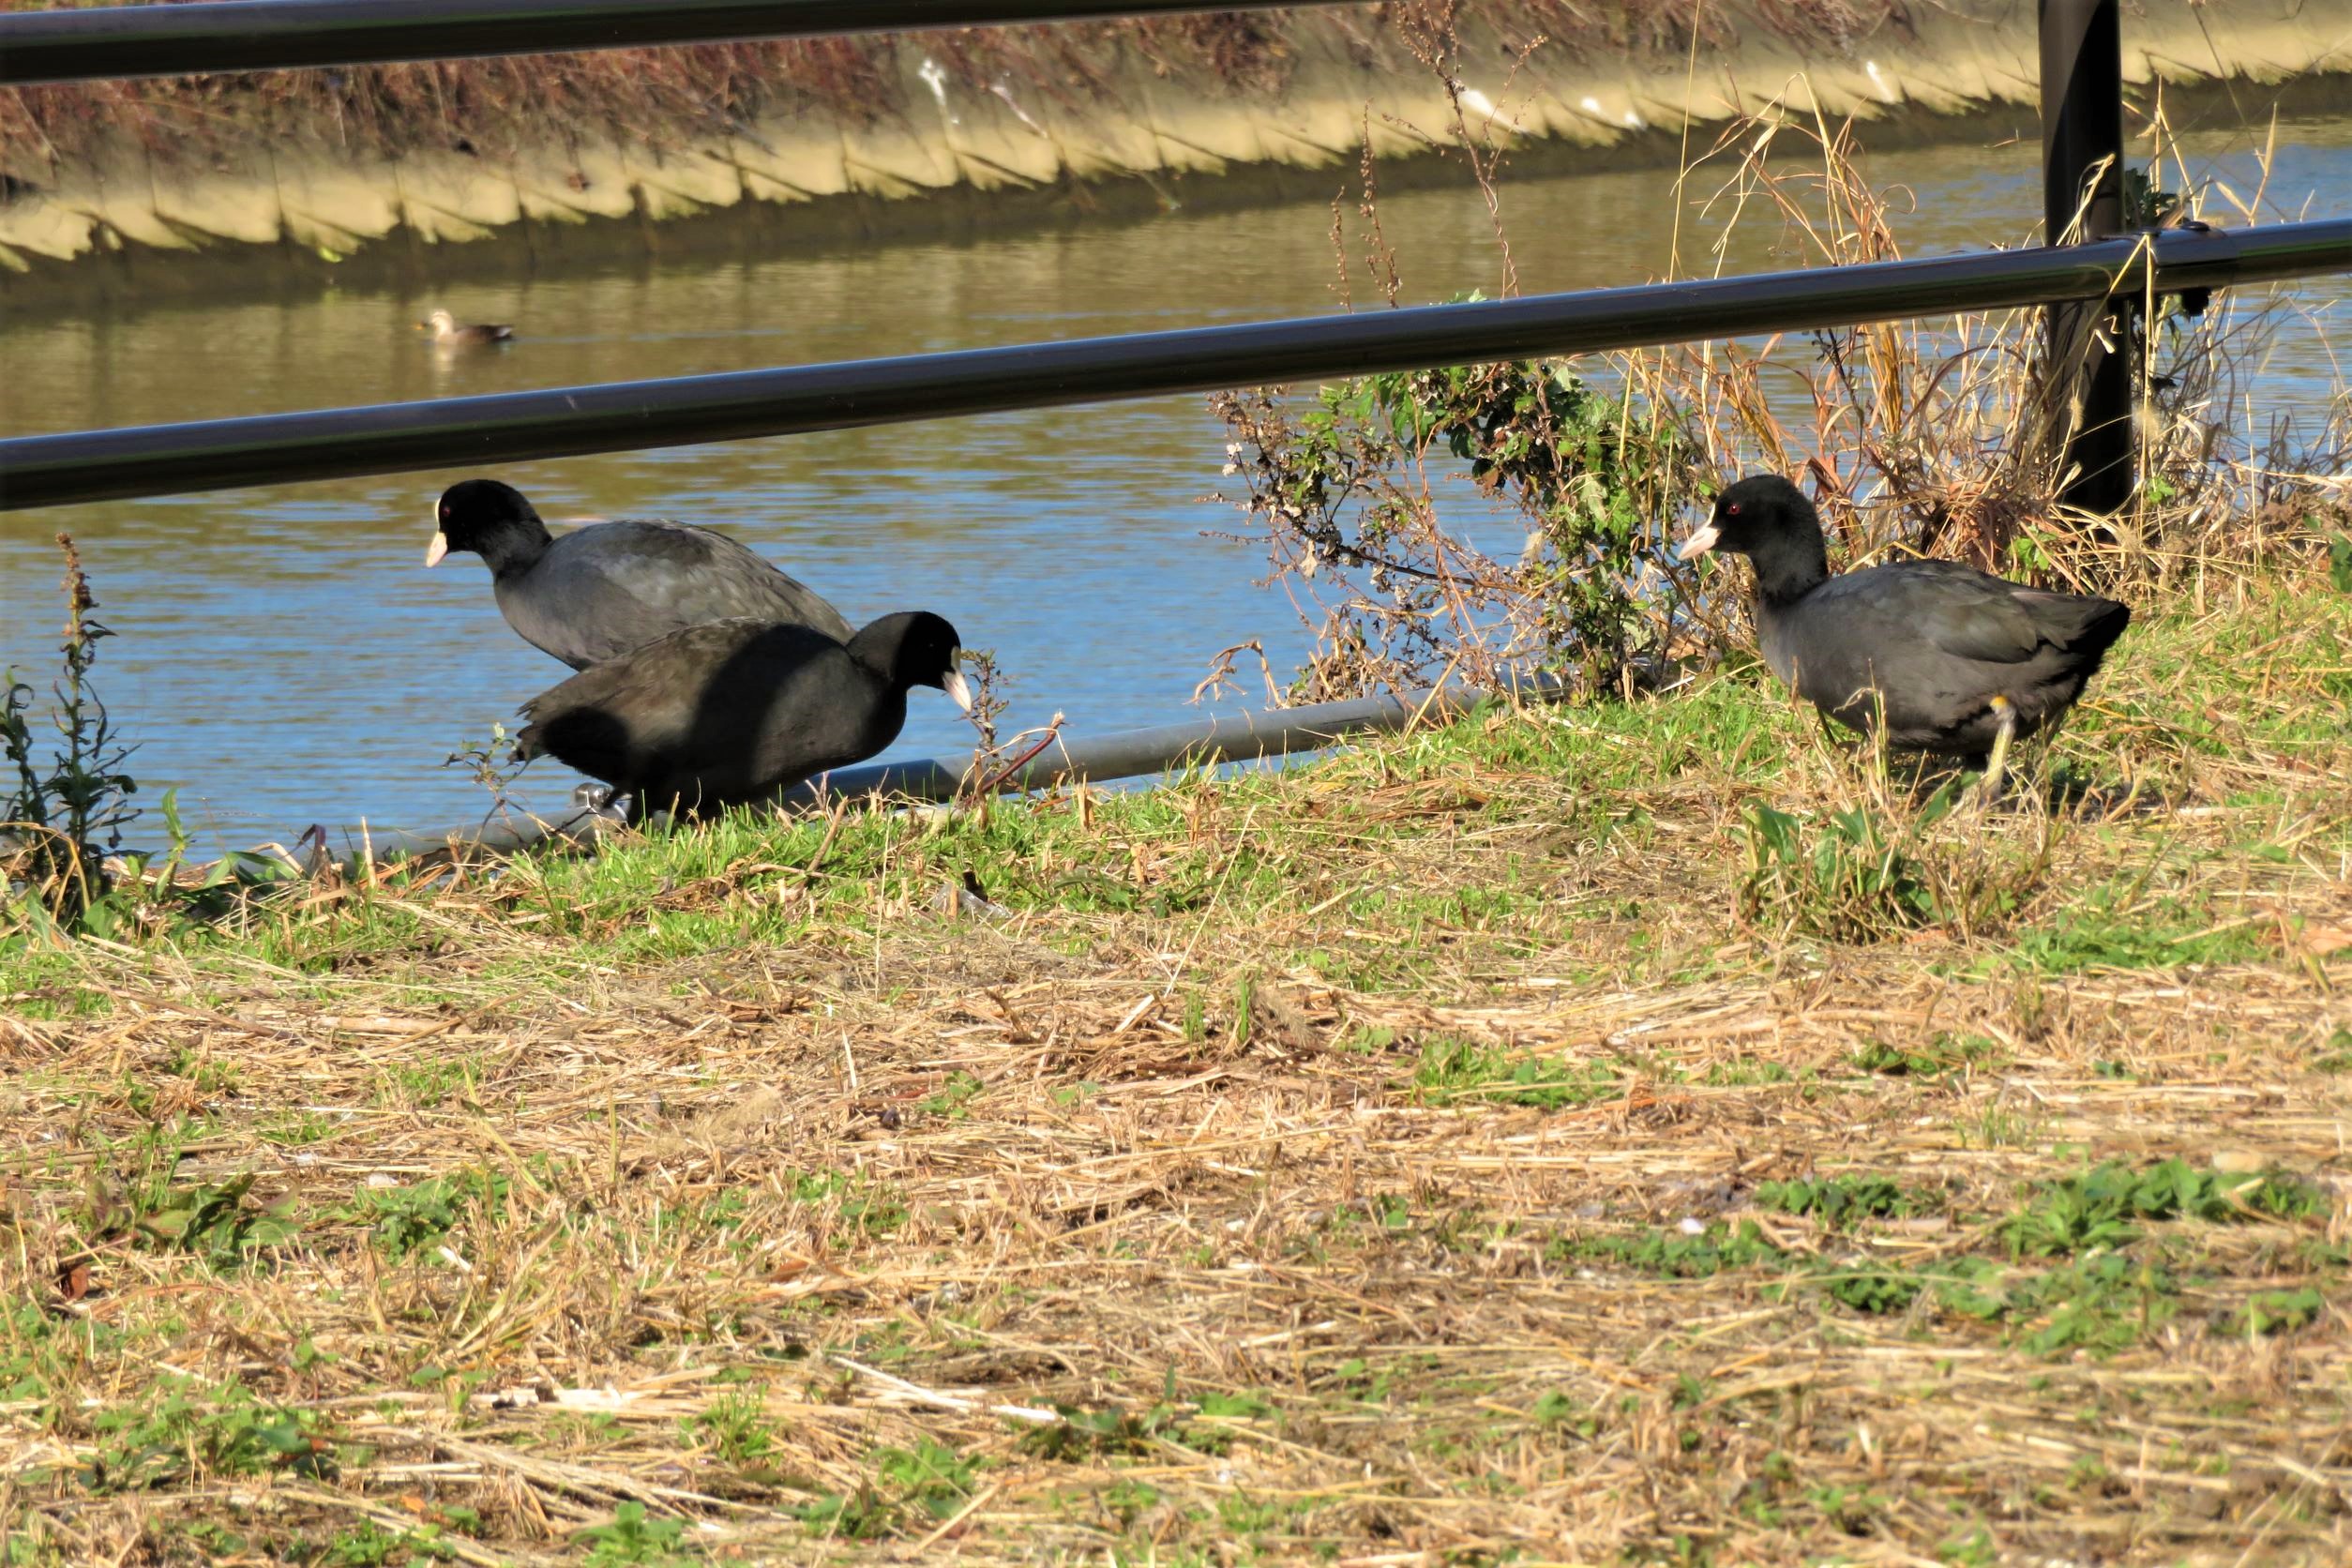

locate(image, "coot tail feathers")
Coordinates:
2020 589 2131 656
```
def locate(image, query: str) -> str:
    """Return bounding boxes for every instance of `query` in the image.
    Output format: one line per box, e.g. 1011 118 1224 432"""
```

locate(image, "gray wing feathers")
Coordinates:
1808 565 2042 665
501 520 853 670
1766 562 2129 753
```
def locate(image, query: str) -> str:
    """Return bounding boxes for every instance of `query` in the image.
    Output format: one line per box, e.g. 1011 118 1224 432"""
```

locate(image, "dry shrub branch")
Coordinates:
1213 73 2351 708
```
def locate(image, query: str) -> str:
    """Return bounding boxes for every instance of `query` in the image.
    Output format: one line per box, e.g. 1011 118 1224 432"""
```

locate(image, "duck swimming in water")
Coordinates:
415 309 514 348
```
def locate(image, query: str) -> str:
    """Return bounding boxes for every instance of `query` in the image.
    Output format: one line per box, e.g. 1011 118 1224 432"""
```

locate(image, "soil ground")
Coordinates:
4 560 2350 1565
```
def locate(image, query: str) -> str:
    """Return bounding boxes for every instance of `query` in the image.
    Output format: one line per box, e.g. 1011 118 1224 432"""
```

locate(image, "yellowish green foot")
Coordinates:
1979 696 2017 808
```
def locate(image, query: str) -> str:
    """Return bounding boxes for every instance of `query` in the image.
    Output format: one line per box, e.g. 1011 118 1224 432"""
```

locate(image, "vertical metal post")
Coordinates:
2040 0 2134 516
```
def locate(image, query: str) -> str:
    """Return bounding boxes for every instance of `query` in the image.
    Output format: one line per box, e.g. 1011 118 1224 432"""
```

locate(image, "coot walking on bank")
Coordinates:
1678 475 2130 782
515 611 973 820
415 309 514 347
427 479 856 670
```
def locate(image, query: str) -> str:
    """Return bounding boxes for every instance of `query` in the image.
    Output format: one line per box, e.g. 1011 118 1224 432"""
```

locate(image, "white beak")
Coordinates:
425 530 448 568
1676 523 1721 562
942 670 974 714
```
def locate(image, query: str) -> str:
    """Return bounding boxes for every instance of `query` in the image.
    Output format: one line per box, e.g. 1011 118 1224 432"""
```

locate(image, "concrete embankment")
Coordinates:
3 0 2348 301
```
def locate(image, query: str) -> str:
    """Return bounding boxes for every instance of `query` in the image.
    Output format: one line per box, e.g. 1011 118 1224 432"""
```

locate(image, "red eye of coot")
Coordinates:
1726 503 1741 516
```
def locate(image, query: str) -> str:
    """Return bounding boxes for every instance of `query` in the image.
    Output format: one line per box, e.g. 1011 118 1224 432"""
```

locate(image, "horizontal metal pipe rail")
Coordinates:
334 673 1561 864
8 218 2348 512
0 0 1360 86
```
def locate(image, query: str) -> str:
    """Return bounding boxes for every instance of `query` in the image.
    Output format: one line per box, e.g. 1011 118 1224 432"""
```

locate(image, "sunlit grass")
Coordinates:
3 559 2349 1565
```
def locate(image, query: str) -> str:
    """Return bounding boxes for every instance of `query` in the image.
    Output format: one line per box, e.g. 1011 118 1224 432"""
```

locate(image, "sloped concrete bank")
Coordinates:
3 0 2347 303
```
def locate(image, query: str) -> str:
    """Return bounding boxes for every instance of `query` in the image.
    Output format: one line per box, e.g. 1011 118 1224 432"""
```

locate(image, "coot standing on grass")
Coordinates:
427 479 856 670
515 611 973 820
1677 475 2131 782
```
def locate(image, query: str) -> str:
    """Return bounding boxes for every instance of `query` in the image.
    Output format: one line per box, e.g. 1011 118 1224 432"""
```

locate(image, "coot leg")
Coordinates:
572 781 616 811
1979 697 2018 807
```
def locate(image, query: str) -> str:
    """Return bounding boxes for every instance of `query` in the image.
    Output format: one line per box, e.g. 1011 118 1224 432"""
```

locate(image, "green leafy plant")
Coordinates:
125 1174 299 1270
1018 1395 1265 1462
788 1439 983 1540
1999 1159 2321 1258
2235 1286 2326 1336
575 1501 689 1566
873 1438 982 1521
1738 796 1942 940
314 1519 467 1566
682 1388 778 1469
1817 1266 1927 1315
1756 1175 1918 1229
343 1170 509 1260
81 1380 335 1494
3 533 141 930
1530 1389 1599 1438
1554 1220 1787 1279
789 1168 907 1237
793 1485 897 1541
1937 1252 2180 1355
1739 775 2049 942
1213 343 1699 701
918 1070 985 1118
1410 1035 1623 1108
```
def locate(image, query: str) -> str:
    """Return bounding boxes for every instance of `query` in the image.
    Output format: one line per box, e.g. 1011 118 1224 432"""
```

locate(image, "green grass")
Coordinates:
1408 1035 1627 1108
1549 1154 2340 1358
2 563 2348 1566
18 560 2344 1004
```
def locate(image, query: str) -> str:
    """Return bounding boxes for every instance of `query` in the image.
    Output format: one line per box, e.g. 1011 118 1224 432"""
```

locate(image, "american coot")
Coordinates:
428 479 856 670
416 309 514 347
516 611 973 820
1678 475 2130 780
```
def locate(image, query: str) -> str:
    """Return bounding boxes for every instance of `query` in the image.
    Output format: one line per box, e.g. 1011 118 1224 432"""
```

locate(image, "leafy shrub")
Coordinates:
1213 347 1701 701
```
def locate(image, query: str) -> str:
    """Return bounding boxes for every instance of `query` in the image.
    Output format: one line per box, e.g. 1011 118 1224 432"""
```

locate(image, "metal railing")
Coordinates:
354 674 1561 861
2 0 2344 517
2041 0 2134 513
5 219 2348 512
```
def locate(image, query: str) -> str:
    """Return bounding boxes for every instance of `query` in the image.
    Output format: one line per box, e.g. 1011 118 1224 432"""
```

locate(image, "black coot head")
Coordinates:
428 479 546 569
854 611 975 712
1677 474 1813 563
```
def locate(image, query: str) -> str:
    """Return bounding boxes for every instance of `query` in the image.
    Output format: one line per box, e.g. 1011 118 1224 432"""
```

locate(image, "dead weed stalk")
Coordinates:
1213 76 2349 715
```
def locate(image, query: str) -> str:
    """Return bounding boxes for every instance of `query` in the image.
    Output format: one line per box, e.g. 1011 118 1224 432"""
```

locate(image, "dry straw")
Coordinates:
5 19 2352 1568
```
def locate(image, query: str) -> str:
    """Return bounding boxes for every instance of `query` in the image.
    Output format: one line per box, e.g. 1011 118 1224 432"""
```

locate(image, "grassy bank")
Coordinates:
3 550 2349 1564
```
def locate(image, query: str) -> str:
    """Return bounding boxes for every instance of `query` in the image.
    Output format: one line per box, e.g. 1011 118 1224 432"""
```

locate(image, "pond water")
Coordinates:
3 107 2347 849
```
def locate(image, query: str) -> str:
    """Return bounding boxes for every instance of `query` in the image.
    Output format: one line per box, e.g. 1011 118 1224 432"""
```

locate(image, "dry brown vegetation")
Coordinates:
4 544 2351 1564
6 19 2351 1560
0 0 1915 172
